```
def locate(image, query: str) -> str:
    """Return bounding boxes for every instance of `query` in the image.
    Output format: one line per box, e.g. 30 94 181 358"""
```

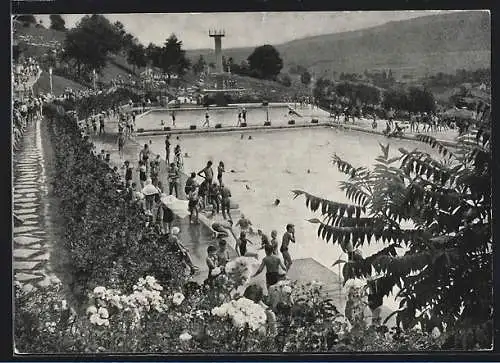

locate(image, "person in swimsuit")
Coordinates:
270 230 279 255
168 162 180 198
150 155 161 186
236 231 253 257
123 160 133 187
198 161 214 184
205 245 220 286
217 161 225 186
188 186 200 224
92 117 97 134
171 111 176 127
237 110 242 126
198 161 214 206
139 144 150 173
209 183 221 216
203 110 210 127
165 135 171 164
138 160 147 188
236 214 254 234
217 239 231 269
220 183 232 220
252 244 287 290
99 115 105 134
281 224 295 271
117 132 125 158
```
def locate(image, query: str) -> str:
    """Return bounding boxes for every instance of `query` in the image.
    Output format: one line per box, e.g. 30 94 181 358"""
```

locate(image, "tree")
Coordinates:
49 15 66 31
383 88 409 111
158 34 191 80
278 73 292 87
145 43 162 68
192 55 206 75
62 15 122 76
15 15 37 25
407 87 436 114
290 64 308 75
301 71 312 86
293 128 492 349
127 43 147 74
247 44 283 80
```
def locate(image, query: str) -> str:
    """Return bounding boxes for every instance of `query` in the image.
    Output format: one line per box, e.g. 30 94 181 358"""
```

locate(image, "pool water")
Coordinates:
138 127 441 311
135 106 303 130
140 127 437 263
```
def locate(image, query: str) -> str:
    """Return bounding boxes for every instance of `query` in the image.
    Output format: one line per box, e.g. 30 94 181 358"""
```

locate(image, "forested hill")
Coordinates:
186 11 490 78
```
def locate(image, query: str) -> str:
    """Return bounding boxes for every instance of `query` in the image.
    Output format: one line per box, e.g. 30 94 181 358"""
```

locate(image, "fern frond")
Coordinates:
415 134 455 159
292 190 366 218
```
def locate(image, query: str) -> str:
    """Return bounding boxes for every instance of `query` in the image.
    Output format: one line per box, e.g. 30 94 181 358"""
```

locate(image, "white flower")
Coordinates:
98 307 109 319
86 305 98 315
282 285 292 294
172 292 185 306
211 267 221 276
432 327 441 339
179 332 192 342
93 286 106 298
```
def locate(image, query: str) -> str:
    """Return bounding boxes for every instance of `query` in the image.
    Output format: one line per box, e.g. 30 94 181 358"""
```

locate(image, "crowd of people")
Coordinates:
13 57 41 91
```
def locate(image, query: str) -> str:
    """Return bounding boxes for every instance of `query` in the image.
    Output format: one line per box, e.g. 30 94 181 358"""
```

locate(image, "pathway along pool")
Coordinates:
138 127 439 309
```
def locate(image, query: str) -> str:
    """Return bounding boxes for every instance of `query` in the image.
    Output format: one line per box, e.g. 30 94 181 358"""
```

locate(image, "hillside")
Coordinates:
13 24 142 85
186 11 490 79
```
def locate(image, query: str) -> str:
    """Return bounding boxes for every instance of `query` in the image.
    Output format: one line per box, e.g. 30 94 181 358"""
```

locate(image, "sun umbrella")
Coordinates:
141 184 159 196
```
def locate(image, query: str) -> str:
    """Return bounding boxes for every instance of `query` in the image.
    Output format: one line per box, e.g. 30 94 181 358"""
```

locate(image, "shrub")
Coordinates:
288 120 295 125
264 121 271 126
164 126 171 131
45 102 185 302
137 128 144 132
190 125 197 130
240 123 247 127
214 123 222 129
311 118 319 124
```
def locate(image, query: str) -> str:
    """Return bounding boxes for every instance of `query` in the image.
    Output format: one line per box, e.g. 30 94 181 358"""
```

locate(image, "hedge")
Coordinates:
44 101 185 302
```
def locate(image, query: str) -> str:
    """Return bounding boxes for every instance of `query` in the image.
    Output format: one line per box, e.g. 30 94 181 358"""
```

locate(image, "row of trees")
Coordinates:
192 45 285 81
314 77 436 113
59 15 191 83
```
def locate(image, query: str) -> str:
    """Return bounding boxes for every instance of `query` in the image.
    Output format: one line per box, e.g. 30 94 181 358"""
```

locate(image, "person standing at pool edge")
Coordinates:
252 244 287 290
281 224 296 271
168 162 180 198
217 161 225 186
165 135 171 165
203 109 210 127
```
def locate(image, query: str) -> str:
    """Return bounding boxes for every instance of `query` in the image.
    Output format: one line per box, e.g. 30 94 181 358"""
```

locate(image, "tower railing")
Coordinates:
209 29 226 37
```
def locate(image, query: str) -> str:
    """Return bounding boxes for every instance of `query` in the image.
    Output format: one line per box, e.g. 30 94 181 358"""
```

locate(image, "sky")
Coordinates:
36 11 458 50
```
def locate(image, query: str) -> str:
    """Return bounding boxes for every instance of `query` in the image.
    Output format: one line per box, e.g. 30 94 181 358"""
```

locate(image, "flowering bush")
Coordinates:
212 297 267 331
15 273 445 353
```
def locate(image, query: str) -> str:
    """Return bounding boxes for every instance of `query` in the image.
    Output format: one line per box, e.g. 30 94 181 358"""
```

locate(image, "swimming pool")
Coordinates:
135 105 315 130
138 127 438 275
